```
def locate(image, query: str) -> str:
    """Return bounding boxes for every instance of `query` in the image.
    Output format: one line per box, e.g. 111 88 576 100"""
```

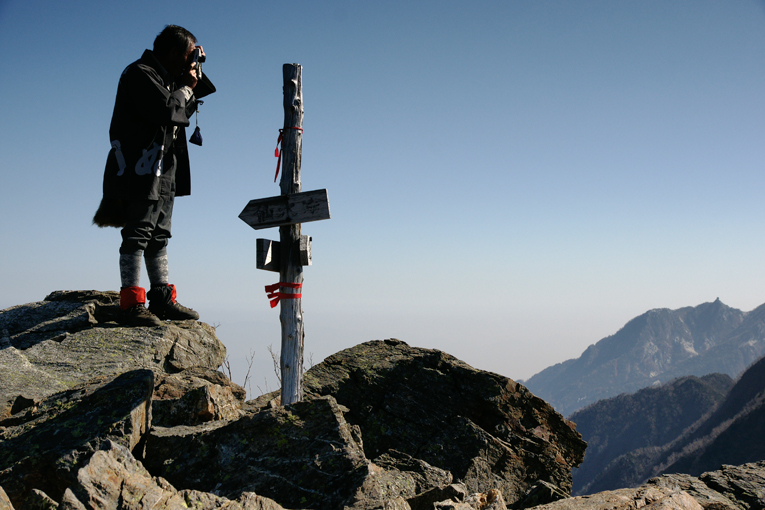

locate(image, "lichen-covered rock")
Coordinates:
531 462 765 510
408 484 467 510
144 396 369 509
0 291 226 417
518 480 571 509
647 462 765 510
0 370 154 508
301 339 586 506
152 368 246 427
646 473 739 509
0 291 110 350
58 440 288 510
345 464 420 510
375 497 411 510
60 440 176 510
532 486 704 510
181 491 288 510
374 450 454 497
697 462 765 509
346 453 453 510
404 485 508 510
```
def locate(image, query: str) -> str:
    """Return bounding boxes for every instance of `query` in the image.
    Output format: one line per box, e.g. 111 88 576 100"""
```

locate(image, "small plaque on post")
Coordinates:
300 236 312 266
256 239 280 272
256 236 312 272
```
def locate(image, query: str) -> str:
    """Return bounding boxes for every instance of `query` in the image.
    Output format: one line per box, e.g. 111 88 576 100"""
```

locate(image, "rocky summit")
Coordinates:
151 339 588 509
0 290 226 418
1 291 765 510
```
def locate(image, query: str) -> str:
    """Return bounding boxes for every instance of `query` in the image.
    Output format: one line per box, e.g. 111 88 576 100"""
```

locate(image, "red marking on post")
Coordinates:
274 127 304 183
265 282 303 308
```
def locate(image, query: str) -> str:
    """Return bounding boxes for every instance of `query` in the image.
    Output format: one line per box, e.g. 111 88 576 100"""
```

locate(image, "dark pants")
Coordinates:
119 196 175 256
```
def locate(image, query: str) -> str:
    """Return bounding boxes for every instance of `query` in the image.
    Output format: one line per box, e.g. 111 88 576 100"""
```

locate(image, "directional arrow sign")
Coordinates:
239 189 330 230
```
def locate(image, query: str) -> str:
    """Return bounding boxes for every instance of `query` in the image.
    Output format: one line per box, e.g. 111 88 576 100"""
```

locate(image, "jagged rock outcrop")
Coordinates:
524 298 765 416
152 367 246 426
533 485 704 510
0 292 585 509
6 437 289 510
0 369 154 506
0 290 226 418
144 396 369 508
60 441 288 510
0 292 247 509
649 463 765 510
144 339 586 509
535 461 765 510
299 339 588 506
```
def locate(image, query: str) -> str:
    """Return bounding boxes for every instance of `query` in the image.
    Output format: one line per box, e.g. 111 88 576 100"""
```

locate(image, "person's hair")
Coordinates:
153 25 196 57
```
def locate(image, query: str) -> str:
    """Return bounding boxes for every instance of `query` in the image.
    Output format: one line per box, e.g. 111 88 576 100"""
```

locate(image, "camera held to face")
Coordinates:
191 47 205 79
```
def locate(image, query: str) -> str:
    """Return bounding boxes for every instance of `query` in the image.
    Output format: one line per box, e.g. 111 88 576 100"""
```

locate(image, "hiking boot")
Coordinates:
150 301 200 321
119 304 162 327
147 284 200 321
119 286 161 327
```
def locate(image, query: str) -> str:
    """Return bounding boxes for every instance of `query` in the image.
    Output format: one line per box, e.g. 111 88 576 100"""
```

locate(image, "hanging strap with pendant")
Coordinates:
189 99 204 146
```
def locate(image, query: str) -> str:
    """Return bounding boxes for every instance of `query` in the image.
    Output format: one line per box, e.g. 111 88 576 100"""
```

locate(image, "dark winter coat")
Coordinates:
102 49 196 201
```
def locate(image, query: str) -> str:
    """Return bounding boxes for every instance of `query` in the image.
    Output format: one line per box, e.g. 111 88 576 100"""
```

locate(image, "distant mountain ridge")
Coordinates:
658 354 765 477
569 373 734 495
568 354 765 495
524 299 765 416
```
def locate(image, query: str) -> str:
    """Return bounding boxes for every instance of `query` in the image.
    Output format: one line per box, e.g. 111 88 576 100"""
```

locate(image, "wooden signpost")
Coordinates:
239 63 330 405
239 189 330 230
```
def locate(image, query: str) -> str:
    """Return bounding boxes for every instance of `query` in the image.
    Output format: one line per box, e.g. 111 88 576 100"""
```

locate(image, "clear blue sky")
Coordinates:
1 1 764 396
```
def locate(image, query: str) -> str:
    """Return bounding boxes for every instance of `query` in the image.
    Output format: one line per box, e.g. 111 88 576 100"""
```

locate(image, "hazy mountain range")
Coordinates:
569 373 732 494
569 355 765 495
523 298 765 417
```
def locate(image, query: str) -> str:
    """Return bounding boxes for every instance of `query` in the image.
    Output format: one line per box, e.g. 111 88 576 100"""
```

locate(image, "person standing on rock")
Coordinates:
93 25 215 327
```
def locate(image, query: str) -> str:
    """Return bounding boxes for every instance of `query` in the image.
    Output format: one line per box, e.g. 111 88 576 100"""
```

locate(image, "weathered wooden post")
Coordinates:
278 64 305 405
239 64 330 405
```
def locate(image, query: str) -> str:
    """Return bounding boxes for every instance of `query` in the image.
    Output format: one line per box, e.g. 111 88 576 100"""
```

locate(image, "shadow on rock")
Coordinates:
0 369 154 507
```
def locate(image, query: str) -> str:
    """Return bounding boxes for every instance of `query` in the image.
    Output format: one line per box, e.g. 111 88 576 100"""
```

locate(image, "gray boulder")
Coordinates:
531 486 704 510
301 339 586 506
58 440 287 510
0 291 226 418
145 395 373 509
649 462 765 510
0 369 154 508
143 390 513 510
152 367 246 427
346 451 454 509
373 450 454 498
531 461 765 510
0 367 278 510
